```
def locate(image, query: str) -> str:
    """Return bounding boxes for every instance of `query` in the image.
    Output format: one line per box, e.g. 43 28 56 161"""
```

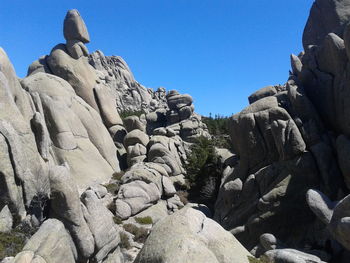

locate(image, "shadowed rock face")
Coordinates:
303 0 350 49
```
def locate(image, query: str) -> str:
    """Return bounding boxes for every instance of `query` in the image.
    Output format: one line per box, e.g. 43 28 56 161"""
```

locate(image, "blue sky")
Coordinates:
0 0 314 116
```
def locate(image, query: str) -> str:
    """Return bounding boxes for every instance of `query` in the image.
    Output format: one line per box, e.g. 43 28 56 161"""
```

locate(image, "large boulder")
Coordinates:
134 206 251 263
302 0 350 49
12 219 77 263
81 190 121 262
49 165 94 259
21 72 119 189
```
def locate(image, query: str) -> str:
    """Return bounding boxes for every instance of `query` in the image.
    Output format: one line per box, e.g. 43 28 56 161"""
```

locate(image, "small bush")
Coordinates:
247 256 269 263
113 216 123 225
112 171 125 181
119 232 131 249
107 202 116 214
184 136 222 211
185 137 219 185
103 183 119 195
123 223 149 243
176 191 189 205
119 110 144 120
202 115 231 148
0 228 28 259
134 216 153 225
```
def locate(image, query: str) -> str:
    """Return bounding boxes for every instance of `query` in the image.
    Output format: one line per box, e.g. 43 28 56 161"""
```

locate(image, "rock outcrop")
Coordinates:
212 2 350 262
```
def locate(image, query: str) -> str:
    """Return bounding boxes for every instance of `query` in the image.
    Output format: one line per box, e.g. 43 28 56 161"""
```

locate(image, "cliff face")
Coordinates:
2 1 350 263
213 0 350 261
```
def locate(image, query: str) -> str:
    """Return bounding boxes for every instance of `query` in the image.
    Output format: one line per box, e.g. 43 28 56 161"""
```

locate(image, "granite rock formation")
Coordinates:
4 1 350 262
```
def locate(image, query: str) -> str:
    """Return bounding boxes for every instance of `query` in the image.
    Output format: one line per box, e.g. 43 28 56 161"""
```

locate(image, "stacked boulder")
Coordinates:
123 116 149 167
214 85 330 250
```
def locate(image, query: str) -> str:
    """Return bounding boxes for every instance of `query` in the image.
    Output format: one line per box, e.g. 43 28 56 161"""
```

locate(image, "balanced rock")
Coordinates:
64 9 90 43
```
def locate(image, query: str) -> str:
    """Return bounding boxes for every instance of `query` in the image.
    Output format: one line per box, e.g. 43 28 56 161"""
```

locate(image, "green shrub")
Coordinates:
113 216 123 225
112 171 125 181
119 110 144 120
202 115 231 148
247 256 269 263
185 136 222 211
176 190 189 205
123 223 149 243
202 114 230 135
103 183 119 195
134 216 153 225
107 202 116 214
185 137 219 185
0 228 29 259
119 232 131 249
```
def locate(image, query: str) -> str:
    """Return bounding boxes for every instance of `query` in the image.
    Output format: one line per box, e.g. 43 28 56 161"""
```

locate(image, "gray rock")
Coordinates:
49 165 94 259
115 180 161 219
63 9 90 43
262 249 324 263
329 194 350 250
27 55 51 76
0 206 12 233
22 72 119 189
178 105 194 120
31 112 50 161
306 189 335 224
162 176 176 197
88 184 108 199
290 54 303 76
47 44 100 111
302 0 350 49
124 129 149 148
13 219 77 263
66 40 89 59
123 116 146 132
336 135 350 188
0 48 50 218
131 200 168 224
248 86 277 104
89 51 168 113
167 92 193 110
1 257 14 263
94 85 123 128
153 127 167 136
317 33 347 76
260 233 279 251
81 190 121 262
134 206 251 263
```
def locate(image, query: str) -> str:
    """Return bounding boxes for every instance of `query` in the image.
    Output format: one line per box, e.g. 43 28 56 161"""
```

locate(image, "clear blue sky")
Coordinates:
0 0 314 116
